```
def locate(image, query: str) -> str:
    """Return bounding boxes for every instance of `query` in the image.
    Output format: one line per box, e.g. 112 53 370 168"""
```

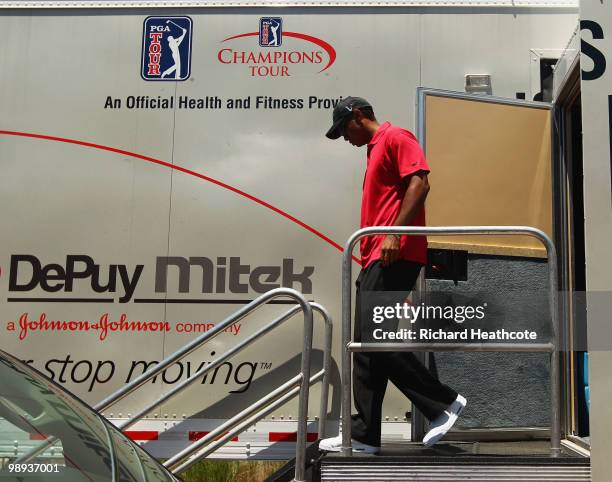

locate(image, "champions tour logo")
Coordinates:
218 17 336 77
141 16 192 81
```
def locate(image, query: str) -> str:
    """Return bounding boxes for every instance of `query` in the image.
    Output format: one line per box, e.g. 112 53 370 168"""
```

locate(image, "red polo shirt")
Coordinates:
360 121 429 268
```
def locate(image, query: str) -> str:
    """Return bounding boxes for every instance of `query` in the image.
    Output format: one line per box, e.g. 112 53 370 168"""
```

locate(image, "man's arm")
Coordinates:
380 171 430 267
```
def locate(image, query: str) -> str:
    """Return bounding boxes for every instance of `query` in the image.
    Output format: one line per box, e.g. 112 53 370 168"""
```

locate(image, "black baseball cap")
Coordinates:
325 96 372 139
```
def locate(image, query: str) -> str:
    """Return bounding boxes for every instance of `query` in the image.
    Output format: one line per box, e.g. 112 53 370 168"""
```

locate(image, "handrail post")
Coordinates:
341 235 357 456
341 226 560 457
312 303 333 441
294 299 313 482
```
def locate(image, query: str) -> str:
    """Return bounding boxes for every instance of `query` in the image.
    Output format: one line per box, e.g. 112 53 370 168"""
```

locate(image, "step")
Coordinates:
320 455 591 481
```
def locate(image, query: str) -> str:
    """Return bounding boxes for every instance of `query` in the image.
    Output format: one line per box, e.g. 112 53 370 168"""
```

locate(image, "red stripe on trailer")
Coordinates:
189 431 239 442
0 130 362 265
124 431 159 441
29 433 49 440
269 432 318 442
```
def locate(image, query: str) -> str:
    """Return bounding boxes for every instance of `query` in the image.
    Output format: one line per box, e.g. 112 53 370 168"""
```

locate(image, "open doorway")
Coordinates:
554 63 589 446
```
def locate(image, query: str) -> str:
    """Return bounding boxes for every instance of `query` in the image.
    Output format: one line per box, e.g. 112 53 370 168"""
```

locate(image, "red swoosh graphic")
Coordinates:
222 32 336 73
0 130 361 265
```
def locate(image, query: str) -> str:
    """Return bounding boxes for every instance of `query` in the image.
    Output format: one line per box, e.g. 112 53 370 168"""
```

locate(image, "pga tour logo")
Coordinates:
259 17 282 47
141 16 192 81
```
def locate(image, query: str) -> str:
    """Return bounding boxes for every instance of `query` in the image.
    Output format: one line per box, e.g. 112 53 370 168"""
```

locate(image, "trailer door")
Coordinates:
414 89 556 440
417 88 553 256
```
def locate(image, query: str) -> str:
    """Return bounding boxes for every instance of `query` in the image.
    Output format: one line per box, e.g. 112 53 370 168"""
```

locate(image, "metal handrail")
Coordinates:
16 288 316 482
118 306 303 430
96 288 312 412
341 226 560 457
167 370 326 474
117 303 331 434
168 374 304 471
162 302 333 475
171 371 325 474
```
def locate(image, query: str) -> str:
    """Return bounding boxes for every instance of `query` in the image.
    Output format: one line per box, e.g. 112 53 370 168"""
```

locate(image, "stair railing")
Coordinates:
341 226 560 457
164 303 332 479
18 288 330 482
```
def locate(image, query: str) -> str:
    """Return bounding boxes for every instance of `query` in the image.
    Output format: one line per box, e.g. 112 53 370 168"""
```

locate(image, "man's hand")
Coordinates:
379 172 429 267
380 235 400 267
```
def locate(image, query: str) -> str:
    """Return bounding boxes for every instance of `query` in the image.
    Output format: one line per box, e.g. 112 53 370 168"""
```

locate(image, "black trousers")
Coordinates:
351 260 458 446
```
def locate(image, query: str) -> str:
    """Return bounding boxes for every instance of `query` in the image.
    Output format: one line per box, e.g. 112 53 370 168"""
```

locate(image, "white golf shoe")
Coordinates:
319 434 380 454
423 394 467 447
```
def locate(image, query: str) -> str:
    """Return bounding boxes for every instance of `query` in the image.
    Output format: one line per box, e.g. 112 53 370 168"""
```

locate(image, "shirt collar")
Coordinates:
368 121 391 147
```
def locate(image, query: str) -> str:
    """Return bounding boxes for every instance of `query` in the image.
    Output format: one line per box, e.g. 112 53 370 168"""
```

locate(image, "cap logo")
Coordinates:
345 105 353 112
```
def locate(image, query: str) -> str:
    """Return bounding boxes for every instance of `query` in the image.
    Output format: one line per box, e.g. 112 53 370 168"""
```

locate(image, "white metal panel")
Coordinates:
552 24 579 100
0 13 175 414
579 1 612 481
0 6 578 458
0 1 581 9
162 11 421 419
420 11 578 100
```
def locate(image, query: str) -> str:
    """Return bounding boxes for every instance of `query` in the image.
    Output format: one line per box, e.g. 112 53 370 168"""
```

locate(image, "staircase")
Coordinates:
320 455 591 481
266 440 591 482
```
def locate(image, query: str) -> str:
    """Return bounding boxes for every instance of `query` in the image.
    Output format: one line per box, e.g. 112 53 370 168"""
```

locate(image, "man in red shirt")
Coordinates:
319 97 466 453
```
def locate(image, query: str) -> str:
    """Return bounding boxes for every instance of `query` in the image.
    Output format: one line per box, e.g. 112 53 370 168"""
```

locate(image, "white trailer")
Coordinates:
1 0 596 468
